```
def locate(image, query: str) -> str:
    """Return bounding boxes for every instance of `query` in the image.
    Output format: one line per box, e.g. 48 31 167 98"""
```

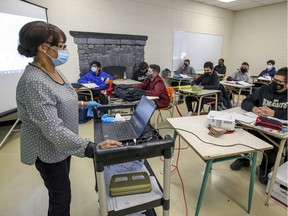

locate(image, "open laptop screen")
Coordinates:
130 96 157 136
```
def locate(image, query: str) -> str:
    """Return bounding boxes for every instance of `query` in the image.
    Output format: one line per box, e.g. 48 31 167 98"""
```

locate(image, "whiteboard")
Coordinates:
172 31 223 71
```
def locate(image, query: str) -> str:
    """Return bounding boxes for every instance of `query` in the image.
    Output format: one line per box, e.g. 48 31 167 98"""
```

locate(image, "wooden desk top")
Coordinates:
179 88 220 95
225 107 288 139
113 79 141 86
163 76 194 81
167 115 272 160
220 81 254 88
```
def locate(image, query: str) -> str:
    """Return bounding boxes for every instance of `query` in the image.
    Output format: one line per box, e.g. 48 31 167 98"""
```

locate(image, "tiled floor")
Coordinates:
0 103 286 216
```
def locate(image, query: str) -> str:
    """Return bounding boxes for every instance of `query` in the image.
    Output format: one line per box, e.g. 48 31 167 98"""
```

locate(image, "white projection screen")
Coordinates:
172 30 223 71
0 0 47 116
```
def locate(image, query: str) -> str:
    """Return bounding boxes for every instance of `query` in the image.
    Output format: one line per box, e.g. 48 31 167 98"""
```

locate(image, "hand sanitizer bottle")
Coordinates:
123 71 127 80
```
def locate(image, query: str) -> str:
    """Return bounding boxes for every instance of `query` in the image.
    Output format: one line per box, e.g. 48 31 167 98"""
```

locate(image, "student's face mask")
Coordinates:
45 44 69 67
271 77 286 93
266 64 273 71
91 66 97 73
240 68 248 73
146 72 153 79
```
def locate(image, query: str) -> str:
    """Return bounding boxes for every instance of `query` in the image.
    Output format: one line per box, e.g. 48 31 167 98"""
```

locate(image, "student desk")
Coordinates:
220 81 254 107
225 107 288 206
113 79 141 86
167 115 272 216
74 87 94 101
178 88 221 115
164 76 194 88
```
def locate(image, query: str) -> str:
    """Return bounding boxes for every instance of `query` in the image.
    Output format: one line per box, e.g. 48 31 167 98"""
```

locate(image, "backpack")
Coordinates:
113 84 146 101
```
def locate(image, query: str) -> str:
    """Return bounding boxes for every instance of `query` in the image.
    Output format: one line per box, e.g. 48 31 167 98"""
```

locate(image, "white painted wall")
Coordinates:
28 0 234 82
28 0 286 81
228 2 287 76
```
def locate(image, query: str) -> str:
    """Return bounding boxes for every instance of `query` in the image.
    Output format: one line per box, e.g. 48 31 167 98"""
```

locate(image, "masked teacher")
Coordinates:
16 21 122 216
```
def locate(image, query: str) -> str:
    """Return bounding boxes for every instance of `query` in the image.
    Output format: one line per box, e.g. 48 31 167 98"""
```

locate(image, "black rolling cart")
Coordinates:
93 104 174 216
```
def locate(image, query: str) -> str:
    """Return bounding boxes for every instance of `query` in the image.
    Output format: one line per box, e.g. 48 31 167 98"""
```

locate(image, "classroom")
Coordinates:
0 0 287 216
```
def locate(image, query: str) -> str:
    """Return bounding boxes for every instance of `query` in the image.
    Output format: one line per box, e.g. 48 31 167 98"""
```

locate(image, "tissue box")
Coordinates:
266 162 288 208
207 111 235 130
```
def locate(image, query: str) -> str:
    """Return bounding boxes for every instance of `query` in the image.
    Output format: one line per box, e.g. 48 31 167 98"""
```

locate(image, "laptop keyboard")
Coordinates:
115 122 135 139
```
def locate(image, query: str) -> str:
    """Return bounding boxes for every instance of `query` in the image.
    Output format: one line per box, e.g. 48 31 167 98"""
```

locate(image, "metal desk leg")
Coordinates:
248 152 257 213
265 138 286 206
163 157 171 216
236 89 242 107
195 159 213 216
96 171 108 216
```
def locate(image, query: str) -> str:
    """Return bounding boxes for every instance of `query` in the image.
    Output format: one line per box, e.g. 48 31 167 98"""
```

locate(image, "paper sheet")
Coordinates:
82 83 99 88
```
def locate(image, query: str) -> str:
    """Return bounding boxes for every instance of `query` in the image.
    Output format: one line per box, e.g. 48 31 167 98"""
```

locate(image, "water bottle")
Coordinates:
123 71 127 80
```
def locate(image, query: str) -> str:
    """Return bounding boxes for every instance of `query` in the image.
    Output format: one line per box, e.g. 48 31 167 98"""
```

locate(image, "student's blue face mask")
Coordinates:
146 72 153 79
91 66 97 73
45 44 69 67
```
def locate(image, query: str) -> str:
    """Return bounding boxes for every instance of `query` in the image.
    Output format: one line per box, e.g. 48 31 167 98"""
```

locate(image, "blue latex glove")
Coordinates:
87 107 94 118
88 101 101 108
101 114 115 123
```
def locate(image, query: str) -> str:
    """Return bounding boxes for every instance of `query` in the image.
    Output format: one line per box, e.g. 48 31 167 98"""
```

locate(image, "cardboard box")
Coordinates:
266 162 288 208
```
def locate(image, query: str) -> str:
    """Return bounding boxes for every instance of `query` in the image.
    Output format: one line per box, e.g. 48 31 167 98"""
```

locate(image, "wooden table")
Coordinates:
224 107 288 206
113 79 141 86
220 81 254 106
178 88 221 115
167 115 272 216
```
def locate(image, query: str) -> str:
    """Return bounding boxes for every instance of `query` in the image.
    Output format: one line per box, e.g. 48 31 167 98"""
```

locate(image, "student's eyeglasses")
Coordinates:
45 42 67 50
271 77 286 85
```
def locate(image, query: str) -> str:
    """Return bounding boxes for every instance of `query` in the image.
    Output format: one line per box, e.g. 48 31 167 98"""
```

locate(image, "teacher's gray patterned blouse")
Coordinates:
16 64 89 165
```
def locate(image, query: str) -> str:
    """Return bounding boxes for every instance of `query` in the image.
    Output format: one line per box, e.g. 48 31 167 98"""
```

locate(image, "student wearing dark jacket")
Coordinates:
137 64 170 108
230 67 288 185
185 61 220 115
132 61 148 82
258 60 277 78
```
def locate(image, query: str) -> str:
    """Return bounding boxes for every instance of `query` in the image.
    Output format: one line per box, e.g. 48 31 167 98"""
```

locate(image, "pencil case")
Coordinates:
255 116 283 130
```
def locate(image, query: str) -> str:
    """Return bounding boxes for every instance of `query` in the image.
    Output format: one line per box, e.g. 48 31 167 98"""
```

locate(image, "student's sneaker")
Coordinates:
230 158 250 170
186 111 192 117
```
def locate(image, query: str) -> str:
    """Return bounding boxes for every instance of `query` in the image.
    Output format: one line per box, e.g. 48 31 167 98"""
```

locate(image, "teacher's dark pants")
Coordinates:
35 156 71 216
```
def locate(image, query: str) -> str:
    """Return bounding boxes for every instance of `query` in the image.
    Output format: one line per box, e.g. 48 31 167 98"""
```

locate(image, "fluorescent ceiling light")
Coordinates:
218 0 236 3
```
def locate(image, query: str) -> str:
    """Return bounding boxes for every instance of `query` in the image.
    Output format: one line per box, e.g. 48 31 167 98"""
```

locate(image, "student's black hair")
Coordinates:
149 64 161 73
242 62 249 67
184 59 190 65
139 62 148 70
203 61 213 70
276 67 287 82
90 61 101 67
267 60 275 65
18 21 66 57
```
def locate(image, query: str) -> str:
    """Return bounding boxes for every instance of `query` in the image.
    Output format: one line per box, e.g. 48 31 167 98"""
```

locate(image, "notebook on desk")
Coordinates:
101 96 157 141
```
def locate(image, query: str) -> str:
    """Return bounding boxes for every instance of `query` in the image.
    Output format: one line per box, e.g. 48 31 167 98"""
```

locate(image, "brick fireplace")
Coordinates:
70 31 148 78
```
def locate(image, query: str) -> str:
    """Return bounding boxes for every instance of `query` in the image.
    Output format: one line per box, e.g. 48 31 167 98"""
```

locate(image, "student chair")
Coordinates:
154 86 175 128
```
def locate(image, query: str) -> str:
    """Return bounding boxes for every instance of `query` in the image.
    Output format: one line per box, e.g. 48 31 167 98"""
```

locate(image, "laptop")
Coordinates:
101 95 157 141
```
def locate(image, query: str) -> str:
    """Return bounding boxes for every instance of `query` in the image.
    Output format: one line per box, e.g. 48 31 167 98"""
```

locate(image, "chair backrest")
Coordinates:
166 86 174 103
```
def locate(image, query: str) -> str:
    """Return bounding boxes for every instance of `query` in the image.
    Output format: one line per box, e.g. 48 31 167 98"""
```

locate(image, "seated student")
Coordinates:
185 61 220 116
227 62 251 96
78 61 114 104
132 61 148 82
175 59 196 78
258 60 276 78
227 62 251 83
230 67 288 185
137 64 170 108
214 58 226 75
